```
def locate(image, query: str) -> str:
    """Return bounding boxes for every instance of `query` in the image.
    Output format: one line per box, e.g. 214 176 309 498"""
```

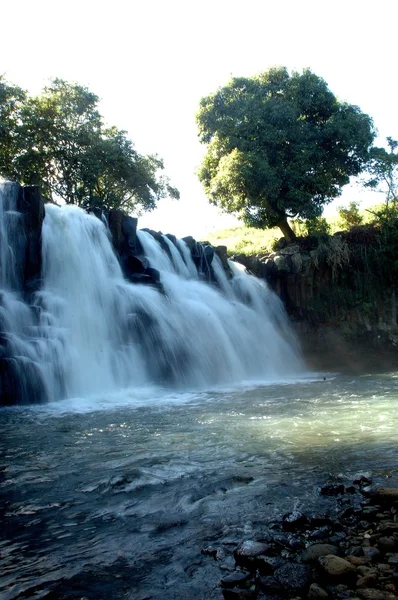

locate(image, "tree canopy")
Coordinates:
196 67 375 240
0 77 179 212
363 137 398 214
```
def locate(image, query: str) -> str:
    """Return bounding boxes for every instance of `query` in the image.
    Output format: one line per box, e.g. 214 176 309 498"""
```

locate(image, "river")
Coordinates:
2 372 398 599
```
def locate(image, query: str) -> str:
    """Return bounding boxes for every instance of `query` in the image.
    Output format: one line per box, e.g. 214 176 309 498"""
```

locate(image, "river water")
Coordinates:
2 372 398 599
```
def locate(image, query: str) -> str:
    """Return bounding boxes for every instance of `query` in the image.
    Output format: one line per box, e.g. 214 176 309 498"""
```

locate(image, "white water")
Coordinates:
0 183 304 404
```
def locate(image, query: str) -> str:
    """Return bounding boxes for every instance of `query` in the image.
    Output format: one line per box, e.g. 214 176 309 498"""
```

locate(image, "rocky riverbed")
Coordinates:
202 478 398 600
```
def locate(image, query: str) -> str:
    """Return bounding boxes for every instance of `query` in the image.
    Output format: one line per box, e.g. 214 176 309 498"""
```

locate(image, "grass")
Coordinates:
203 204 385 256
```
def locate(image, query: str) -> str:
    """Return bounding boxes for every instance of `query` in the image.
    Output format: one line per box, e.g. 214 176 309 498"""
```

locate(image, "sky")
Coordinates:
1 0 397 238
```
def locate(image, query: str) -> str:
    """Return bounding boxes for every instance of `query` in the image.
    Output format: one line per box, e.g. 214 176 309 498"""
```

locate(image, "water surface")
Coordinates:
2 372 398 599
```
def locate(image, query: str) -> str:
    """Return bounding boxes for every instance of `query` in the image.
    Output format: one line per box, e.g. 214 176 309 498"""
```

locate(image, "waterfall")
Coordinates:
0 183 304 404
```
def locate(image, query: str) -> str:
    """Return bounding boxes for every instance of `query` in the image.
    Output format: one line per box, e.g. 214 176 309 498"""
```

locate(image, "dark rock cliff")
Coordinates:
233 232 398 372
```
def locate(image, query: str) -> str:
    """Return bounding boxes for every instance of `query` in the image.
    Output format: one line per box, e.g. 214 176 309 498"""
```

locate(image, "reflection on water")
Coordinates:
1 372 398 599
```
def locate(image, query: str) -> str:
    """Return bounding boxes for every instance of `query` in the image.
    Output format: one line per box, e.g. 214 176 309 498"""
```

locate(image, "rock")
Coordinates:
290 252 303 274
274 254 290 272
18 185 45 293
319 484 345 496
346 556 364 566
279 244 300 256
222 589 256 600
302 544 339 563
283 510 308 530
234 541 270 568
255 555 283 575
362 487 398 502
378 537 398 553
318 555 356 579
221 571 251 588
363 547 381 563
258 575 284 594
388 554 398 566
274 562 312 594
308 583 329 600
235 540 270 558
356 573 378 588
357 589 397 600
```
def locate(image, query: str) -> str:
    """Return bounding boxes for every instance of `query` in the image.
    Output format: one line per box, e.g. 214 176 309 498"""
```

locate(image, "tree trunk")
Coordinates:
277 216 296 242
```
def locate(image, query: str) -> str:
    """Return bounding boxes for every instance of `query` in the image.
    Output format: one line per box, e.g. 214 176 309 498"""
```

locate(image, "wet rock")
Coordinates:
234 541 270 569
258 575 284 594
282 510 308 530
221 571 251 588
363 547 381 563
318 555 356 579
309 526 331 540
378 537 398 554
301 543 339 563
387 554 398 566
274 562 312 594
255 555 283 575
362 488 398 502
319 484 345 496
356 573 378 588
357 589 397 600
310 514 333 527
222 589 256 600
308 583 329 599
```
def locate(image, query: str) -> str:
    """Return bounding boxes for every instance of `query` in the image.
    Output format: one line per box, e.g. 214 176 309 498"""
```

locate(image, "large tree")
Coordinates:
0 77 179 212
196 67 375 241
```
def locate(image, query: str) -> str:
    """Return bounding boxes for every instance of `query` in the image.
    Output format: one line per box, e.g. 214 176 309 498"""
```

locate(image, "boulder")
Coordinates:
318 554 356 579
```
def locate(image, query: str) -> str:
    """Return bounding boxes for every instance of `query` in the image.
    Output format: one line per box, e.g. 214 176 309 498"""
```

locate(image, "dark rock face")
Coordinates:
16 186 45 295
233 236 398 372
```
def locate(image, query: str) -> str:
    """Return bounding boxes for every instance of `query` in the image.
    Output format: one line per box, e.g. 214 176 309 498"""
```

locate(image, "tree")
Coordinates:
363 137 398 215
0 77 179 212
337 201 363 229
196 67 375 241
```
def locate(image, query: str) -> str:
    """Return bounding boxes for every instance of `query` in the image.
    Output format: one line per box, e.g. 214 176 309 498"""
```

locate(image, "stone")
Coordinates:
258 575 283 594
283 510 308 530
279 244 300 256
222 589 256 600
362 547 381 563
319 484 345 496
356 573 378 588
388 554 398 566
357 590 397 600
274 254 289 272
378 537 398 553
302 544 339 563
234 541 270 569
308 583 329 600
221 571 251 588
318 555 356 578
255 555 283 575
274 562 312 594
18 185 45 293
291 252 303 274
362 487 398 502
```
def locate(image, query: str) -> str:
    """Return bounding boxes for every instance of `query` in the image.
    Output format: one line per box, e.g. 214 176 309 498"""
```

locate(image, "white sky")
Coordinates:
2 0 397 237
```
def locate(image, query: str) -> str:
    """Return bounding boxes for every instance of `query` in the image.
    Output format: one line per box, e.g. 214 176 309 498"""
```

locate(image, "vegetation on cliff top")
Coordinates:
196 66 375 241
0 77 179 213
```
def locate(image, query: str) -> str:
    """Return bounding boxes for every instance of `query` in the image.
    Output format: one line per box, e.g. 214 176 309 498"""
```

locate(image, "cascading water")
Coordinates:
0 182 304 405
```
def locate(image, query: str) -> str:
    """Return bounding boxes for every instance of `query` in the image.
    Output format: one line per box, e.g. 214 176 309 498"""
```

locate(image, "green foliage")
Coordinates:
337 201 363 229
305 216 331 236
363 137 398 213
196 67 375 240
0 77 179 212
